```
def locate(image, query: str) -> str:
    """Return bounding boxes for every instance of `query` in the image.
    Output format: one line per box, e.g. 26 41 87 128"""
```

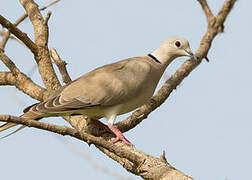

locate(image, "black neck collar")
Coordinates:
148 53 161 64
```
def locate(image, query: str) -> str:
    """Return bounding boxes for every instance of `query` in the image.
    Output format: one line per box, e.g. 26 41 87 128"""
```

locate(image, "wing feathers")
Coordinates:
28 95 99 114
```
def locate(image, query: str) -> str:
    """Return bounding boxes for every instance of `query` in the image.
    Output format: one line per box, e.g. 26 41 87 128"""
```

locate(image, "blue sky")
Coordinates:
0 1 251 180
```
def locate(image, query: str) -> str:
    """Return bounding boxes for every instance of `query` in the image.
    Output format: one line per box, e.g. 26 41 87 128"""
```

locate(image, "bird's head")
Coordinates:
151 37 197 66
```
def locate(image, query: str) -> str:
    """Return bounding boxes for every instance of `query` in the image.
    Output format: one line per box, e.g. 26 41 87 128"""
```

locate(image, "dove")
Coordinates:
0 37 196 145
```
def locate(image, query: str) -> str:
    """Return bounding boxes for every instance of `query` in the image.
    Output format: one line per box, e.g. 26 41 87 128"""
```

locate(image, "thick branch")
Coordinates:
19 0 48 47
19 0 61 91
0 72 15 86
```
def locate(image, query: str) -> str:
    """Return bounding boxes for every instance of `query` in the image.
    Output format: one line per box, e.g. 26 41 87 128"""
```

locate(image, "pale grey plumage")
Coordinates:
0 37 195 144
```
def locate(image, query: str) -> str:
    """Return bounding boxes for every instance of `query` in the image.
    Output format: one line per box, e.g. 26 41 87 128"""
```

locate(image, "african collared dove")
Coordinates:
0 37 196 145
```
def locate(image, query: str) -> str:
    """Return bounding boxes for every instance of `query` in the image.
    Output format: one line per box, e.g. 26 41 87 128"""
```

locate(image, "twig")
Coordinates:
40 0 60 11
216 0 236 26
0 48 22 75
50 48 72 84
0 15 38 54
197 0 215 24
0 31 24 45
44 11 52 25
0 0 60 49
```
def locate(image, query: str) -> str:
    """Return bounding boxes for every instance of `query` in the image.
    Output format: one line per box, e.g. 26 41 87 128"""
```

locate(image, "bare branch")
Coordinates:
19 0 61 91
44 11 52 26
0 15 38 54
0 72 15 86
0 51 46 101
0 114 192 180
50 48 72 84
0 115 142 164
197 0 215 23
40 0 60 11
0 0 60 49
0 48 22 76
0 31 24 45
19 0 47 47
216 0 237 26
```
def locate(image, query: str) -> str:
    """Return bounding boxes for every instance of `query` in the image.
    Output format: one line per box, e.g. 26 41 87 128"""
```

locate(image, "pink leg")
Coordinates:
108 124 132 146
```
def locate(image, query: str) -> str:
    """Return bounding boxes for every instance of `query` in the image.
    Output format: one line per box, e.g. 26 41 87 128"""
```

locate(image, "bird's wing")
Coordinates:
26 57 151 114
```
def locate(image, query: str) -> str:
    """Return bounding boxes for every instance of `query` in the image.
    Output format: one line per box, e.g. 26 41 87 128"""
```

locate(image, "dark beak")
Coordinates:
184 49 197 61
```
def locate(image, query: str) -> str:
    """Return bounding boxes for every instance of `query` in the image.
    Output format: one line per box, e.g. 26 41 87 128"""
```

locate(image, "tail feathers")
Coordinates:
0 122 20 139
0 123 17 132
0 111 40 139
0 103 44 139
23 102 39 113
0 125 25 139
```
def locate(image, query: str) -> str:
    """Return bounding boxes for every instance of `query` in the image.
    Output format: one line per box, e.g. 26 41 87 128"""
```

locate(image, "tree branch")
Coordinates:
50 48 72 84
0 0 60 49
19 0 61 91
0 30 24 45
216 0 236 26
0 72 15 86
0 15 38 54
197 0 215 24
0 115 142 165
0 50 46 101
0 114 192 180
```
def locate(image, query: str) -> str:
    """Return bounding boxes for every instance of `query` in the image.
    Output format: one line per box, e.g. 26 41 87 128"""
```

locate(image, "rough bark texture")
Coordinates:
0 0 237 179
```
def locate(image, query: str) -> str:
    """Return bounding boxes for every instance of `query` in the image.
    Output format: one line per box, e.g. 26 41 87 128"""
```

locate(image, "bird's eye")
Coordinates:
175 41 181 47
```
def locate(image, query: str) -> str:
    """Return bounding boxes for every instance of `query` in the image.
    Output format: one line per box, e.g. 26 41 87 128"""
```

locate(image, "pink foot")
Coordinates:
108 124 132 146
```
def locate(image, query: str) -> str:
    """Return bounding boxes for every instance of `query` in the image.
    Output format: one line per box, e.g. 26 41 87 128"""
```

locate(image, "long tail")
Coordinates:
0 123 18 133
0 103 41 139
0 125 25 139
0 122 26 139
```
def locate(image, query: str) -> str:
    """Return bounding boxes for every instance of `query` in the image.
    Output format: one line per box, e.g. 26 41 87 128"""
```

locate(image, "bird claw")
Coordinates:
111 136 132 146
108 124 133 146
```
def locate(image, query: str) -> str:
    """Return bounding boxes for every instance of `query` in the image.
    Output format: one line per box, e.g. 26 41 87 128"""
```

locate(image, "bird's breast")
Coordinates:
116 82 156 115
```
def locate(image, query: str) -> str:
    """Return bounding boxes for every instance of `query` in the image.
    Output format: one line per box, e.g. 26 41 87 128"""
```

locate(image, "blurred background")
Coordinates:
0 1 251 180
